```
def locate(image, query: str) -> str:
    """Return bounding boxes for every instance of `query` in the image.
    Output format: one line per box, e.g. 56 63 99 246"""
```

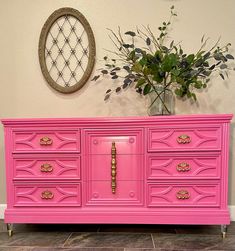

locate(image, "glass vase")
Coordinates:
147 84 174 116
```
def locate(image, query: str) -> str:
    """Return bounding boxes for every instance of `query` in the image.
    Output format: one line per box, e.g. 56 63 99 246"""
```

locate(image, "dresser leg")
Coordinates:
221 224 227 238
6 223 13 237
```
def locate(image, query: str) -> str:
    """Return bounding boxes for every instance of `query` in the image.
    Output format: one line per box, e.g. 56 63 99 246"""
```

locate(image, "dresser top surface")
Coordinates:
1 114 233 127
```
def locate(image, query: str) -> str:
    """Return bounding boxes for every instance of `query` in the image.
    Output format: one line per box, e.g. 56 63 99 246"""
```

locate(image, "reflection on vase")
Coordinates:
147 84 174 116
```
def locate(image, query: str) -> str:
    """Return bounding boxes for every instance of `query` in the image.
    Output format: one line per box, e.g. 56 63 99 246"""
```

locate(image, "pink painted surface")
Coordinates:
1 114 232 225
13 156 81 180
147 183 220 207
147 155 220 179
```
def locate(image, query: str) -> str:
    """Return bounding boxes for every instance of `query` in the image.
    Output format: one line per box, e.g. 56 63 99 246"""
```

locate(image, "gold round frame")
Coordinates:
38 7 96 93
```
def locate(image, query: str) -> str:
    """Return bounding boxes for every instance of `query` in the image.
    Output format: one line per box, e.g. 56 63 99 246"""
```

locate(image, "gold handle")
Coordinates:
41 190 54 199
176 190 190 200
177 134 191 144
40 163 53 172
40 136 53 145
111 141 117 194
177 162 190 172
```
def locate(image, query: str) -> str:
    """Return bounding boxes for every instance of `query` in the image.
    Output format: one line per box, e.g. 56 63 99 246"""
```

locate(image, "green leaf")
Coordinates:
194 81 203 89
214 53 223 61
125 31 136 37
116 87 121 93
123 44 131 48
123 65 130 72
135 78 146 88
209 64 215 70
104 94 110 101
101 70 108 74
226 54 234 60
220 64 227 69
91 75 100 81
174 88 183 97
220 73 225 80
131 62 142 73
123 78 132 85
143 84 151 95
186 54 194 64
146 37 151 46
111 67 121 71
191 93 197 101
122 82 129 89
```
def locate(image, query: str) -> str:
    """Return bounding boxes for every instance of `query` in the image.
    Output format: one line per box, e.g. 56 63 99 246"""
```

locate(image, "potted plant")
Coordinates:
92 6 234 115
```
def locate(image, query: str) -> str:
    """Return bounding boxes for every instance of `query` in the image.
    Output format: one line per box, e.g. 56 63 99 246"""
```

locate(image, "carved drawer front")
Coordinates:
13 157 81 179
147 183 220 207
148 126 221 152
147 155 220 179
13 129 80 152
86 181 143 206
87 154 143 181
14 183 81 206
85 129 143 154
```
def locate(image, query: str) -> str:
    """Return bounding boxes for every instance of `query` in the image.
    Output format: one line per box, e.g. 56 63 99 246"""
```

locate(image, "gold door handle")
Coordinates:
40 163 53 172
176 190 190 200
40 136 53 145
177 162 190 172
177 134 191 144
111 141 117 194
41 190 54 199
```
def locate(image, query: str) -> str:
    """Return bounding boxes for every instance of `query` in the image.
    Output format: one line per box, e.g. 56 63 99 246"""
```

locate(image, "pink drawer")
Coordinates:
85 129 143 154
86 155 143 181
147 183 220 207
14 183 81 206
13 156 81 180
148 125 221 152
147 155 221 179
13 129 80 153
85 181 143 206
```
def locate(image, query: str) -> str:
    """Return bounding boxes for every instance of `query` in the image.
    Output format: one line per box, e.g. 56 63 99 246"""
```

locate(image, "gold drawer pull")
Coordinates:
177 162 190 172
111 141 117 194
40 163 53 172
41 190 54 199
176 190 190 200
177 134 191 144
40 136 53 145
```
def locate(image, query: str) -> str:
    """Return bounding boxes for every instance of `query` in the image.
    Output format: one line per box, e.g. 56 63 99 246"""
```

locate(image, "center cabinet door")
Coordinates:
84 129 144 206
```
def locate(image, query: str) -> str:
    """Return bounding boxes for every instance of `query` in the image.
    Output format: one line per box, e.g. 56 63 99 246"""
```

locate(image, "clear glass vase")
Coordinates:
147 84 174 116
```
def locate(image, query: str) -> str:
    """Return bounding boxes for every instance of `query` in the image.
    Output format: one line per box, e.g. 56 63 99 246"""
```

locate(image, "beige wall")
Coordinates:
0 0 235 204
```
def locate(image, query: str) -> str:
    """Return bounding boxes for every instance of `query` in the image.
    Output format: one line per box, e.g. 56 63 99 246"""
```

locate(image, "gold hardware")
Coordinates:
111 141 117 194
176 190 190 200
177 162 190 172
41 190 54 199
40 163 53 172
177 134 191 144
7 223 13 237
40 136 53 145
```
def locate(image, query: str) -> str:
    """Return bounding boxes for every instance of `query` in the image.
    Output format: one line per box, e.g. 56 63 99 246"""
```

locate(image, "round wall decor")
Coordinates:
38 7 96 93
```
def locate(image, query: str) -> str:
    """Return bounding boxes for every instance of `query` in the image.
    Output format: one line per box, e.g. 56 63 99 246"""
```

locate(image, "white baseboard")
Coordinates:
0 204 235 221
0 204 6 219
230 205 235 221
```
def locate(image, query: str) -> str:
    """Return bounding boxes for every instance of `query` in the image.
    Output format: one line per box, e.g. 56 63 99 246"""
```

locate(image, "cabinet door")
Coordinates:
84 129 144 206
84 129 144 155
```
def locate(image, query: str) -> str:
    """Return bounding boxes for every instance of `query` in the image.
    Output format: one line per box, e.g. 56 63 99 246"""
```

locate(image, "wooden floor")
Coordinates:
1 220 235 250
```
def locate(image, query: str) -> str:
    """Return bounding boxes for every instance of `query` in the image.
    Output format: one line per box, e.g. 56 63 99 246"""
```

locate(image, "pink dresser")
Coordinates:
1 114 232 236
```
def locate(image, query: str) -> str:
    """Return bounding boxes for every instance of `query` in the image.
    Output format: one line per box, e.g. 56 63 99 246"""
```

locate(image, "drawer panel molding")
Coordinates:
14 184 81 206
148 126 222 151
147 183 220 207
